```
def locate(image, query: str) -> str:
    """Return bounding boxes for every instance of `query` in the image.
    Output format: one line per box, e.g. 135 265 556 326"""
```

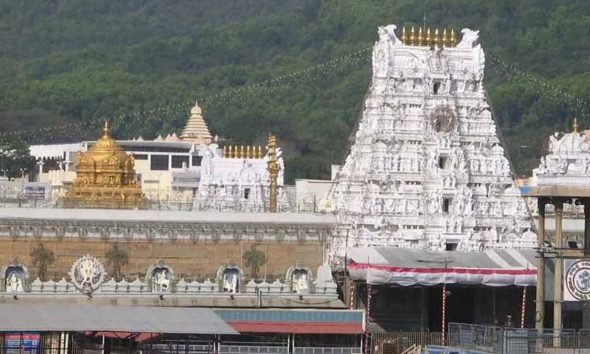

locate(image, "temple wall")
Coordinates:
0 238 324 281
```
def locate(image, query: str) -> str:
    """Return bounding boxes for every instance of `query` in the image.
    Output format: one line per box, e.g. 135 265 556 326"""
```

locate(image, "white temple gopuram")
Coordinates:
330 24 537 257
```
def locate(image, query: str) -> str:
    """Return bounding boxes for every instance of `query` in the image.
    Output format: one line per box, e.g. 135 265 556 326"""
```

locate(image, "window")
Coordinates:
171 156 189 169
192 156 203 166
442 198 451 213
433 81 442 94
438 156 447 169
446 243 458 251
150 155 169 171
134 154 148 160
244 188 251 199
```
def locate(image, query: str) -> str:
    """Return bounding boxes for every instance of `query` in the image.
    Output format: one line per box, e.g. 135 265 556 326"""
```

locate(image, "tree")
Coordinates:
242 245 267 279
105 243 129 281
30 243 54 281
0 134 35 180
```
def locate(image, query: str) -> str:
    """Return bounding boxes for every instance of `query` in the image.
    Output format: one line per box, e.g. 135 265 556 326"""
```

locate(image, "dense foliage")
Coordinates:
1 0 589 181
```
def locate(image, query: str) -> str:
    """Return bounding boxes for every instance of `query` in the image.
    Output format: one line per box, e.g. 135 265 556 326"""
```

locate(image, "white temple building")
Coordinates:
29 102 290 212
330 24 537 257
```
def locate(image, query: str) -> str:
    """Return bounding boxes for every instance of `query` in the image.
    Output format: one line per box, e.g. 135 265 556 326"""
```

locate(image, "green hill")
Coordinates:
1 0 589 182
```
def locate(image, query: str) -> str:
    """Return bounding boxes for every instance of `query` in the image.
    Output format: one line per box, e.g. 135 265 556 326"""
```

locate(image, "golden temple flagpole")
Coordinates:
266 134 279 212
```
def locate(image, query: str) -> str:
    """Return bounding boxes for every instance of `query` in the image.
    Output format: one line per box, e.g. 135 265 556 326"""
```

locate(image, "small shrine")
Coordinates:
62 121 147 209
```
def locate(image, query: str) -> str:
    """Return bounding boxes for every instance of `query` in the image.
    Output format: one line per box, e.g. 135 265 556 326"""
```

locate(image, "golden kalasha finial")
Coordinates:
425 28 432 47
246 145 251 159
442 29 449 48
450 28 457 47
222 145 227 158
409 26 416 45
230 145 235 158
433 28 440 48
572 118 579 133
103 120 110 137
401 27 408 44
257 146 262 159
417 27 424 46
240 145 245 159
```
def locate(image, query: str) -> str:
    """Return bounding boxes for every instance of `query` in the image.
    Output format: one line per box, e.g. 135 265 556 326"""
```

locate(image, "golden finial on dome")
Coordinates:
442 28 449 48
433 28 440 48
572 118 579 133
409 26 416 45
450 28 457 47
103 120 110 137
401 27 408 44
418 27 424 46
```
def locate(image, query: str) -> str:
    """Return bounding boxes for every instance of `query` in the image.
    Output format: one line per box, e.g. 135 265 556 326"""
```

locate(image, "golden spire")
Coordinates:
266 134 280 212
401 27 408 44
418 27 424 46
425 28 432 47
573 118 579 133
409 26 416 45
442 29 449 48
450 28 457 47
433 28 440 48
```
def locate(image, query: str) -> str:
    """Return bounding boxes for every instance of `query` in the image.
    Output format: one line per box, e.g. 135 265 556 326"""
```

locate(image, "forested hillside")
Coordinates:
1 0 589 181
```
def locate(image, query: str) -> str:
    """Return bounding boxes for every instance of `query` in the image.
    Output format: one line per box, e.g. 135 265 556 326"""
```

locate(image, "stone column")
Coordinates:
536 199 546 333
554 202 564 347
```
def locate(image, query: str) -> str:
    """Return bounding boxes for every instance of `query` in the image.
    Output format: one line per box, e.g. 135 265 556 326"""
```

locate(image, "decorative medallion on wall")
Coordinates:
430 106 456 133
69 254 106 292
566 260 590 301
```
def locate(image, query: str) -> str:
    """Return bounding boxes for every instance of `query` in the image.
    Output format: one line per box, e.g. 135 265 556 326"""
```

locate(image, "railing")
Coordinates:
371 331 442 354
293 347 360 354
447 322 590 354
219 345 289 354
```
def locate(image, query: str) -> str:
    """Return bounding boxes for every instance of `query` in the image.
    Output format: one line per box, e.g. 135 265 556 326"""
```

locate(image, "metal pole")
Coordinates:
365 282 372 354
536 199 546 333
442 284 447 346
520 286 527 328
554 202 564 347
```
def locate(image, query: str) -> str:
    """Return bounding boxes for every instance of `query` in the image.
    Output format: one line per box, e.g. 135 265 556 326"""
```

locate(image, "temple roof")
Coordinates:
181 101 213 145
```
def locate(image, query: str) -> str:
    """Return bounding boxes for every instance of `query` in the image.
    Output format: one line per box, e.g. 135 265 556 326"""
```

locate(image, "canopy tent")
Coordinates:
347 247 537 287
0 304 238 334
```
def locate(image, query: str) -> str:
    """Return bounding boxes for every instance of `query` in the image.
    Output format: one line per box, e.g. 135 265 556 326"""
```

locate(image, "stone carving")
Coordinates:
534 122 590 187
330 23 535 261
69 254 106 292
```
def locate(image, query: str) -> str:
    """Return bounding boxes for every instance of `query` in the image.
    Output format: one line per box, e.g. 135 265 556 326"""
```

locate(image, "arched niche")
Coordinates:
286 264 312 294
146 261 173 293
217 264 242 293
2 261 28 292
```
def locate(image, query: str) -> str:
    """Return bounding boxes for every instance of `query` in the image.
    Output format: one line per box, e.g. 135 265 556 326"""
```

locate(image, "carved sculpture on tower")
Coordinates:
62 121 147 209
330 23 536 259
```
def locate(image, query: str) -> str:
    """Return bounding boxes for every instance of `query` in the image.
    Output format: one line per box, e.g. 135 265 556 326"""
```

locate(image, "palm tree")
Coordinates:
243 245 267 279
30 243 54 281
105 243 129 281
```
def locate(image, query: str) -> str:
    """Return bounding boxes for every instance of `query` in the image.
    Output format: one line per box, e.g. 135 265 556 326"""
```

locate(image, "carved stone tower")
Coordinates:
330 24 536 258
63 121 147 209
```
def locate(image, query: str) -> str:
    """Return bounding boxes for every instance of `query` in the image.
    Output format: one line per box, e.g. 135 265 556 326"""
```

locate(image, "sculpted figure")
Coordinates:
457 29 480 49
6 273 23 292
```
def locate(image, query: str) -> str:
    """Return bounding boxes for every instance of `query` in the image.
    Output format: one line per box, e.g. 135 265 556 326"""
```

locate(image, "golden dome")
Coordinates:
85 121 128 163
63 120 147 209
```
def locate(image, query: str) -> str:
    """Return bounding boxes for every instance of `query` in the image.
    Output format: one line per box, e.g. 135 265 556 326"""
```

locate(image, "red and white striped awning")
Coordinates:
347 247 537 287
